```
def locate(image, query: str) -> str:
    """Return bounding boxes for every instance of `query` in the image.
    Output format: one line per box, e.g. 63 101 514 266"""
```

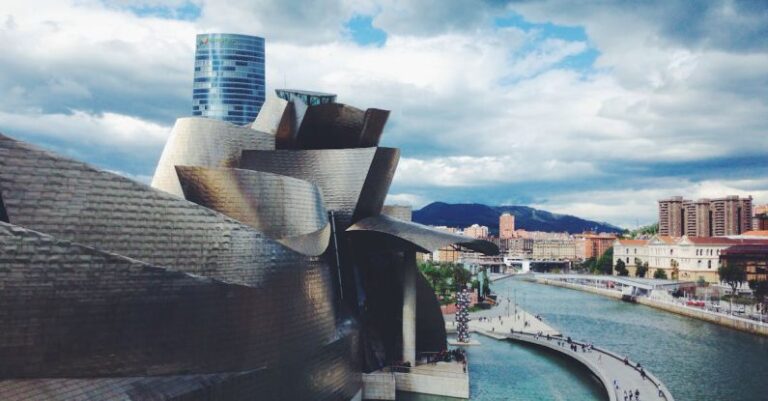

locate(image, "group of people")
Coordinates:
622 388 641 401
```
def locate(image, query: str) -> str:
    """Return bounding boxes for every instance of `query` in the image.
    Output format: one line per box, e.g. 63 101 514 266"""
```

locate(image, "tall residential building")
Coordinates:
659 195 752 237
753 204 768 230
192 33 265 125
711 196 752 236
658 196 684 236
499 212 515 239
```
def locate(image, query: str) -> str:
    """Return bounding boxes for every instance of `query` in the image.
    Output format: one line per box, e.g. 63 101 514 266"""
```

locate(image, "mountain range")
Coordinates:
412 202 623 234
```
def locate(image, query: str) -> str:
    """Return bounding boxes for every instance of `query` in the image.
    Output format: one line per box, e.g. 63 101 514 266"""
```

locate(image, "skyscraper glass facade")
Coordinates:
192 33 265 125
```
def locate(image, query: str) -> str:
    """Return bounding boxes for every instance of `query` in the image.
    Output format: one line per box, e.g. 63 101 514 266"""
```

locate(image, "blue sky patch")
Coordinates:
345 15 387 47
118 1 202 21
497 11 597 75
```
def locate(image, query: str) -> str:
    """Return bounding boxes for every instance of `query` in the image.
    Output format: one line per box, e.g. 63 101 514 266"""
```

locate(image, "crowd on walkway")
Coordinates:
518 332 667 400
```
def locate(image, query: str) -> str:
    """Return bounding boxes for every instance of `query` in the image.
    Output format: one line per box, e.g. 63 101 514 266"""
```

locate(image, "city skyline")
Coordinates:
1 1 767 228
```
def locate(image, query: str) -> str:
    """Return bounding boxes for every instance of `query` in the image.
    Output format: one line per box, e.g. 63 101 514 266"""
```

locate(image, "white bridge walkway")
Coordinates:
457 296 675 401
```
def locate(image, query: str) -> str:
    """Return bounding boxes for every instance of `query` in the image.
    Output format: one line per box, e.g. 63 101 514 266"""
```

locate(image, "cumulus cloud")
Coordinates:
385 193 432 209
532 178 768 228
0 0 766 228
394 156 599 187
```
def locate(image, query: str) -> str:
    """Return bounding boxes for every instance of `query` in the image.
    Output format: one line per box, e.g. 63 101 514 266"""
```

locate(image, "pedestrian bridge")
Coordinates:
473 327 675 401
534 273 691 294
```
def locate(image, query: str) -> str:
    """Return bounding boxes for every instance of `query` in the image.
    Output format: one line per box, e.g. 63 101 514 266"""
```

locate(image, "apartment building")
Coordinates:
659 195 753 237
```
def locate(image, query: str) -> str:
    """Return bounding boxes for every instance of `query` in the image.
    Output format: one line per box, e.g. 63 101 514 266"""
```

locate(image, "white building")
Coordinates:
614 235 768 283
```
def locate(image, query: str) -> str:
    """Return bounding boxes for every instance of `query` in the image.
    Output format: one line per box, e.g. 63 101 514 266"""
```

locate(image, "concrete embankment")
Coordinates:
535 277 768 337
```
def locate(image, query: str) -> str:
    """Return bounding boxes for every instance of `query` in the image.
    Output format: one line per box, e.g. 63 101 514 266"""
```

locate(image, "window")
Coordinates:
708 260 712 269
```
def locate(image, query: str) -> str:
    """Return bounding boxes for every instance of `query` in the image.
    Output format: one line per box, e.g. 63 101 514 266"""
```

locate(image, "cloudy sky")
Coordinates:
1 0 767 228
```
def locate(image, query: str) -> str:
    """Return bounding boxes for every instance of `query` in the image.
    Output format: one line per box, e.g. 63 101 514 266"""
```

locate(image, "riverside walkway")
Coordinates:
464 298 675 401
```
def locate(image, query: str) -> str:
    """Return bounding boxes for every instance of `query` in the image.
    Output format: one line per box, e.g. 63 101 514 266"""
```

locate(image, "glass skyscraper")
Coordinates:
192 33 265 125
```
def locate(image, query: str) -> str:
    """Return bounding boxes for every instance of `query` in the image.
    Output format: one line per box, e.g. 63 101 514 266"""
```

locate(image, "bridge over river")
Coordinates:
469 301 674 401
416 276 768 401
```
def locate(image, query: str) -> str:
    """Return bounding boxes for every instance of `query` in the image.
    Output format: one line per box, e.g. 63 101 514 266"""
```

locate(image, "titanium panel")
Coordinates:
0 192 7 223
0 134 363 399
0 134 295 285
0 222 342 378
352 147 400 221
175 166 330 255
294 104 390 150
239 147 377 225
296 103 364 149
251 95 298 149
347 214 500 255
0 369 270 401
151 117 275 197
358 108 390 147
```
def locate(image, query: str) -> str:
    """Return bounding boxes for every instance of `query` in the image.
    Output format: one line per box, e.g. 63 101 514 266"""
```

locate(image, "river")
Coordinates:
405 277 768 401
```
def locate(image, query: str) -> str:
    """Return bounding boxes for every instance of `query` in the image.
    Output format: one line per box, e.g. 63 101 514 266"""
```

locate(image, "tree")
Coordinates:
419 262 442 290
596 247 614 275
749 280 768 319
452 264 472 290
615 259 628 276
718 262 747 314
635 259 648 278
581 257 597 272
670 259 680 280
654 269 668 279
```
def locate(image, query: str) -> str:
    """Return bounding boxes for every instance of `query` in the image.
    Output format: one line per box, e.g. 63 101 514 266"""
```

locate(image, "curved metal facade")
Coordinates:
0 134 360 400
295 103 389 149
240 148 376 224
348 214 499 255
0 88 498 400
152 117 274 197
176 166 330 256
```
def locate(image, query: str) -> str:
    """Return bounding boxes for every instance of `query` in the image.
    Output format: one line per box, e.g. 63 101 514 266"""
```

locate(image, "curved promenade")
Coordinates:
465 296 675 401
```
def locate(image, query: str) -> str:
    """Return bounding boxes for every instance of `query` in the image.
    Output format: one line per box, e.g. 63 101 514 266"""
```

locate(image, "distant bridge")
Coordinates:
533 273 692 296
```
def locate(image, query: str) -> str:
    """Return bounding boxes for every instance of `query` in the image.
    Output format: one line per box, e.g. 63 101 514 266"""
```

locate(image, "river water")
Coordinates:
405 277 768 401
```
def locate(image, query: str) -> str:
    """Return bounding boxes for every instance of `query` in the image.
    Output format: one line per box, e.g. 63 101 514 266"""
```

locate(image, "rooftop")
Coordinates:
616 239 649 246
275 88 337 97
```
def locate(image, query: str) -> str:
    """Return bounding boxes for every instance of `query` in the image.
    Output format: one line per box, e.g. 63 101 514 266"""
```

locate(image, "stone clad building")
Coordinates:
612 239 650 276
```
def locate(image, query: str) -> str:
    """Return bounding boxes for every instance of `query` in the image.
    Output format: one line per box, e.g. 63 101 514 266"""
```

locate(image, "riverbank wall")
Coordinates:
535 277 768 337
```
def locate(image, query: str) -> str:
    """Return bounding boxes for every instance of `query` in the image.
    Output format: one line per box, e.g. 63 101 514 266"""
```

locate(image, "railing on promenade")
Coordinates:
509 331 672 401
546 276 768 328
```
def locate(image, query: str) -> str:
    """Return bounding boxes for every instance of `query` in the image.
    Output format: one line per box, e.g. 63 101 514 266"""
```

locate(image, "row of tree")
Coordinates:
418 262 491 304
614 257 672 279
613 256 768 314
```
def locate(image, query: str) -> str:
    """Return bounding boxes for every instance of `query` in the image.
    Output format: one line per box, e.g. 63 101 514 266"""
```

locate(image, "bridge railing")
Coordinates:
511 331 672 401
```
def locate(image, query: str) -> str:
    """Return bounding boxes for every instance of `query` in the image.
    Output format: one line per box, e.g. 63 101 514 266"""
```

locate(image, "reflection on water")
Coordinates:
400 277 768 401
